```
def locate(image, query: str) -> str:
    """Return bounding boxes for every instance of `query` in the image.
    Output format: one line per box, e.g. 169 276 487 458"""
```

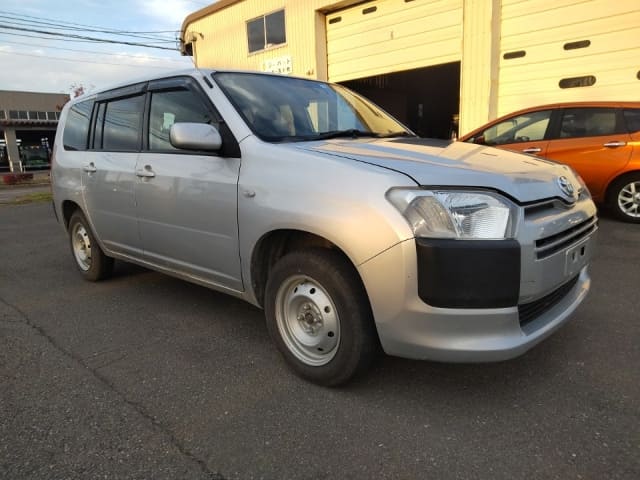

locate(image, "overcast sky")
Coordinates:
0 0 211 94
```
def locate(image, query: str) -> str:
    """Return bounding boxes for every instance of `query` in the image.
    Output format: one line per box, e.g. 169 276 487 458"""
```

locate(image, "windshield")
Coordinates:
212 72 412 142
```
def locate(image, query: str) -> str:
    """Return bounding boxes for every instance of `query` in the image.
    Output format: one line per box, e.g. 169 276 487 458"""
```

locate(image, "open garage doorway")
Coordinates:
340 62 460 139
16 130 55 171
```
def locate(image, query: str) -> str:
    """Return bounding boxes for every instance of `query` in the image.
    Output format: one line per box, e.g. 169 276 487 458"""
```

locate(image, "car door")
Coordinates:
469 109 553 158
82 86 146 257
544 107 633 200
134 77 243 291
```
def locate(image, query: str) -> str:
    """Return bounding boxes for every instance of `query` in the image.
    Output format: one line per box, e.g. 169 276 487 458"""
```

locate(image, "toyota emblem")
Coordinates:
557 176 575 198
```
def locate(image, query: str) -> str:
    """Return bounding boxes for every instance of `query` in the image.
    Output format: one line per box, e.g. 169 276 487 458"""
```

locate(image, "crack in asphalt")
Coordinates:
0 294 227 480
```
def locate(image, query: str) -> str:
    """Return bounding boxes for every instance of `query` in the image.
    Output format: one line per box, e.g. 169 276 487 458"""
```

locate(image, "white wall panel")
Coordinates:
326 0 463 82
498 0 640 116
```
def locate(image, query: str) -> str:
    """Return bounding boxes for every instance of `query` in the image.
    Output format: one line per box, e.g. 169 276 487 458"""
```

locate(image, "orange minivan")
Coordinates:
460 102 640 223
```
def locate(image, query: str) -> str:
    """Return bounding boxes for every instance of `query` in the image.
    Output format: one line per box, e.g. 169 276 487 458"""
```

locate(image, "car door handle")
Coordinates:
136 165 156 178
83 162 97 173
603 141 626 148
522 147 542 154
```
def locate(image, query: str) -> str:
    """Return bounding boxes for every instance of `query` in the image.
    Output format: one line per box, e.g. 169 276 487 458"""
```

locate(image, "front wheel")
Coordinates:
265 249 378 386
608 174 640 223
68 210 114 281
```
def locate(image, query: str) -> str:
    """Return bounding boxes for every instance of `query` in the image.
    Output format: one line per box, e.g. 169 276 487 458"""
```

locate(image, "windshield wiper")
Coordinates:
265 129 416 143
312 129 379 140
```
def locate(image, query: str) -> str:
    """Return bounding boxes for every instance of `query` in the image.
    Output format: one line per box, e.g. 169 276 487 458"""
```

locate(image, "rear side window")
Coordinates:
623 109 640 133
559 108 624 138
102 95 145 151
63 99 94 151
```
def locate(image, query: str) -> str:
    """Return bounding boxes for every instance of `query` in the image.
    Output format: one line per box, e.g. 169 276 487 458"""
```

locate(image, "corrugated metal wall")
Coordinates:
498 0 640 115
459 0 500 136
325 0 463 82
185 1 332 80
184 0 640 135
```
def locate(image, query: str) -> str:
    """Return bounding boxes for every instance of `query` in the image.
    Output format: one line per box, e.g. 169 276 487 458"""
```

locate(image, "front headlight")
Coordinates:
387 189 518 239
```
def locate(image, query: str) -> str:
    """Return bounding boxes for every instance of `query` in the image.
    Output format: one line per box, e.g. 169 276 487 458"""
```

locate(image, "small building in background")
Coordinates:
0 90 69 173
180 0 640 138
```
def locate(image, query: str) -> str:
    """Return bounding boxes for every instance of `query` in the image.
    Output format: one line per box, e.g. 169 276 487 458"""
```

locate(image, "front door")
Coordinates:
134 79 243 291
476 109 553 159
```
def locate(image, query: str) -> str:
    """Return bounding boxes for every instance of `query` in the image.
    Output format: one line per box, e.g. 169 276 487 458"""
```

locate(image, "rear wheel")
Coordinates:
68 210 114 281
608 173 640 223
265 249 378 386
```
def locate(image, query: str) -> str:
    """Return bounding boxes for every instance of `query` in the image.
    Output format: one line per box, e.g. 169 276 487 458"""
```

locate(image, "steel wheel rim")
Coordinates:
71 223 92 271
617 180 640 218
274 274 340 366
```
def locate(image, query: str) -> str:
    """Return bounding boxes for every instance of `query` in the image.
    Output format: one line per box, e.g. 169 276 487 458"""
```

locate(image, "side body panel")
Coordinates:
544 133 633 201
135 152 243 290
235 136 416 306
82 151 141 256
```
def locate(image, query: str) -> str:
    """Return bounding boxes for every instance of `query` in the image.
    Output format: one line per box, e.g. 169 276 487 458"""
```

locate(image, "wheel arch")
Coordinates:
605 170 640 204
604 170 640 222
61 200 82 230
250 229 368 310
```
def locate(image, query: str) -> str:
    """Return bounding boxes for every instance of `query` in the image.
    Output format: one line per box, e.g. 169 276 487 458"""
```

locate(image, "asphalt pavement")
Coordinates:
0 203 638 479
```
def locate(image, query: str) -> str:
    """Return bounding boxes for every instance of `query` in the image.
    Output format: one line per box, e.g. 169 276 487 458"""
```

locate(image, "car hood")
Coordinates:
291 137 579 204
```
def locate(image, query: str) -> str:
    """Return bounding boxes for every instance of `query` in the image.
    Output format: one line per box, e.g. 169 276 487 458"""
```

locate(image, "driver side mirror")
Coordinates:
170 123 222 151
474 135 486 145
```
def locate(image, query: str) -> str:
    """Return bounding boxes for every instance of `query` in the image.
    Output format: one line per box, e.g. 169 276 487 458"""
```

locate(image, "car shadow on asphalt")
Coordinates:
101 257 583 401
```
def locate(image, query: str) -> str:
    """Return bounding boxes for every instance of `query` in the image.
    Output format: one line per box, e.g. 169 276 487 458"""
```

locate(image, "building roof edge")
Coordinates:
180 0 244 54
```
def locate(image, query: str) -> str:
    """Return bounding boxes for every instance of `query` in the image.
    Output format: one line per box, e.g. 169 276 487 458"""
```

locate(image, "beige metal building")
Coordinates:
0 90 69 173
181 0 640 138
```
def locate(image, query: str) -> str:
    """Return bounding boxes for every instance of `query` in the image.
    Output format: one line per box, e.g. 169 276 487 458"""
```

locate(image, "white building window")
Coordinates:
247 10 285 54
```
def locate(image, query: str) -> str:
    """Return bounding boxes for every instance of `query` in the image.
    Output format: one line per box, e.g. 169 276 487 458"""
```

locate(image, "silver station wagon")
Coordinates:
52 69 598 385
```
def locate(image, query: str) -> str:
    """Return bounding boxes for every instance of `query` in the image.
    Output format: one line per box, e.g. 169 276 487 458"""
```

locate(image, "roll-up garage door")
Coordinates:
326 0 463 82
498 0 640 116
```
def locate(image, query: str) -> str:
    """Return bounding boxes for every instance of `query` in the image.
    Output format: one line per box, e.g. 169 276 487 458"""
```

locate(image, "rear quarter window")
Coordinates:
62 100 94 151
623 109 640 133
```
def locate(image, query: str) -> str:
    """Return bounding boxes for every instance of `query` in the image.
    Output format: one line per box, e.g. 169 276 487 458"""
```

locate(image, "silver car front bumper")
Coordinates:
358 235 593 362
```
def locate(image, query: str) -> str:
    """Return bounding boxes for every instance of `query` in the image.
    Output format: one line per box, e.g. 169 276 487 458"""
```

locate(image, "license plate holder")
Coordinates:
565 238 590 277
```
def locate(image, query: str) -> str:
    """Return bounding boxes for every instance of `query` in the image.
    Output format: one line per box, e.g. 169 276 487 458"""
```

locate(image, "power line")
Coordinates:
0 30 136 44
0 15 177 43
0 38 191 63
0 23 177 43
0 10 181 35
0 24 179 50
0 49 184 69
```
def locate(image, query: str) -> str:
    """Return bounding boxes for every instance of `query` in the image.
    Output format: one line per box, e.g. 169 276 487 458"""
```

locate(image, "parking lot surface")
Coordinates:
1 203 638 479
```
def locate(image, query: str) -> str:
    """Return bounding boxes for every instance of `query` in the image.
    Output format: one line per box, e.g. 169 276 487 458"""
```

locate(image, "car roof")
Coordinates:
501 101 640 112
66 68 326 107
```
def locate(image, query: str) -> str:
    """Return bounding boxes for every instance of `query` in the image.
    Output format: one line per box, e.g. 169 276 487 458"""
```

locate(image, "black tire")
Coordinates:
68 210 114 281
264 248 378 386
607 173 640 223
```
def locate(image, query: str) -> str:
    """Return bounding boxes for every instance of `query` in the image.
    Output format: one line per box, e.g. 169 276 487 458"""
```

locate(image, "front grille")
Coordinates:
518 275 579 327
524 191 592 219
534 216 597 259
524 199 557 217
